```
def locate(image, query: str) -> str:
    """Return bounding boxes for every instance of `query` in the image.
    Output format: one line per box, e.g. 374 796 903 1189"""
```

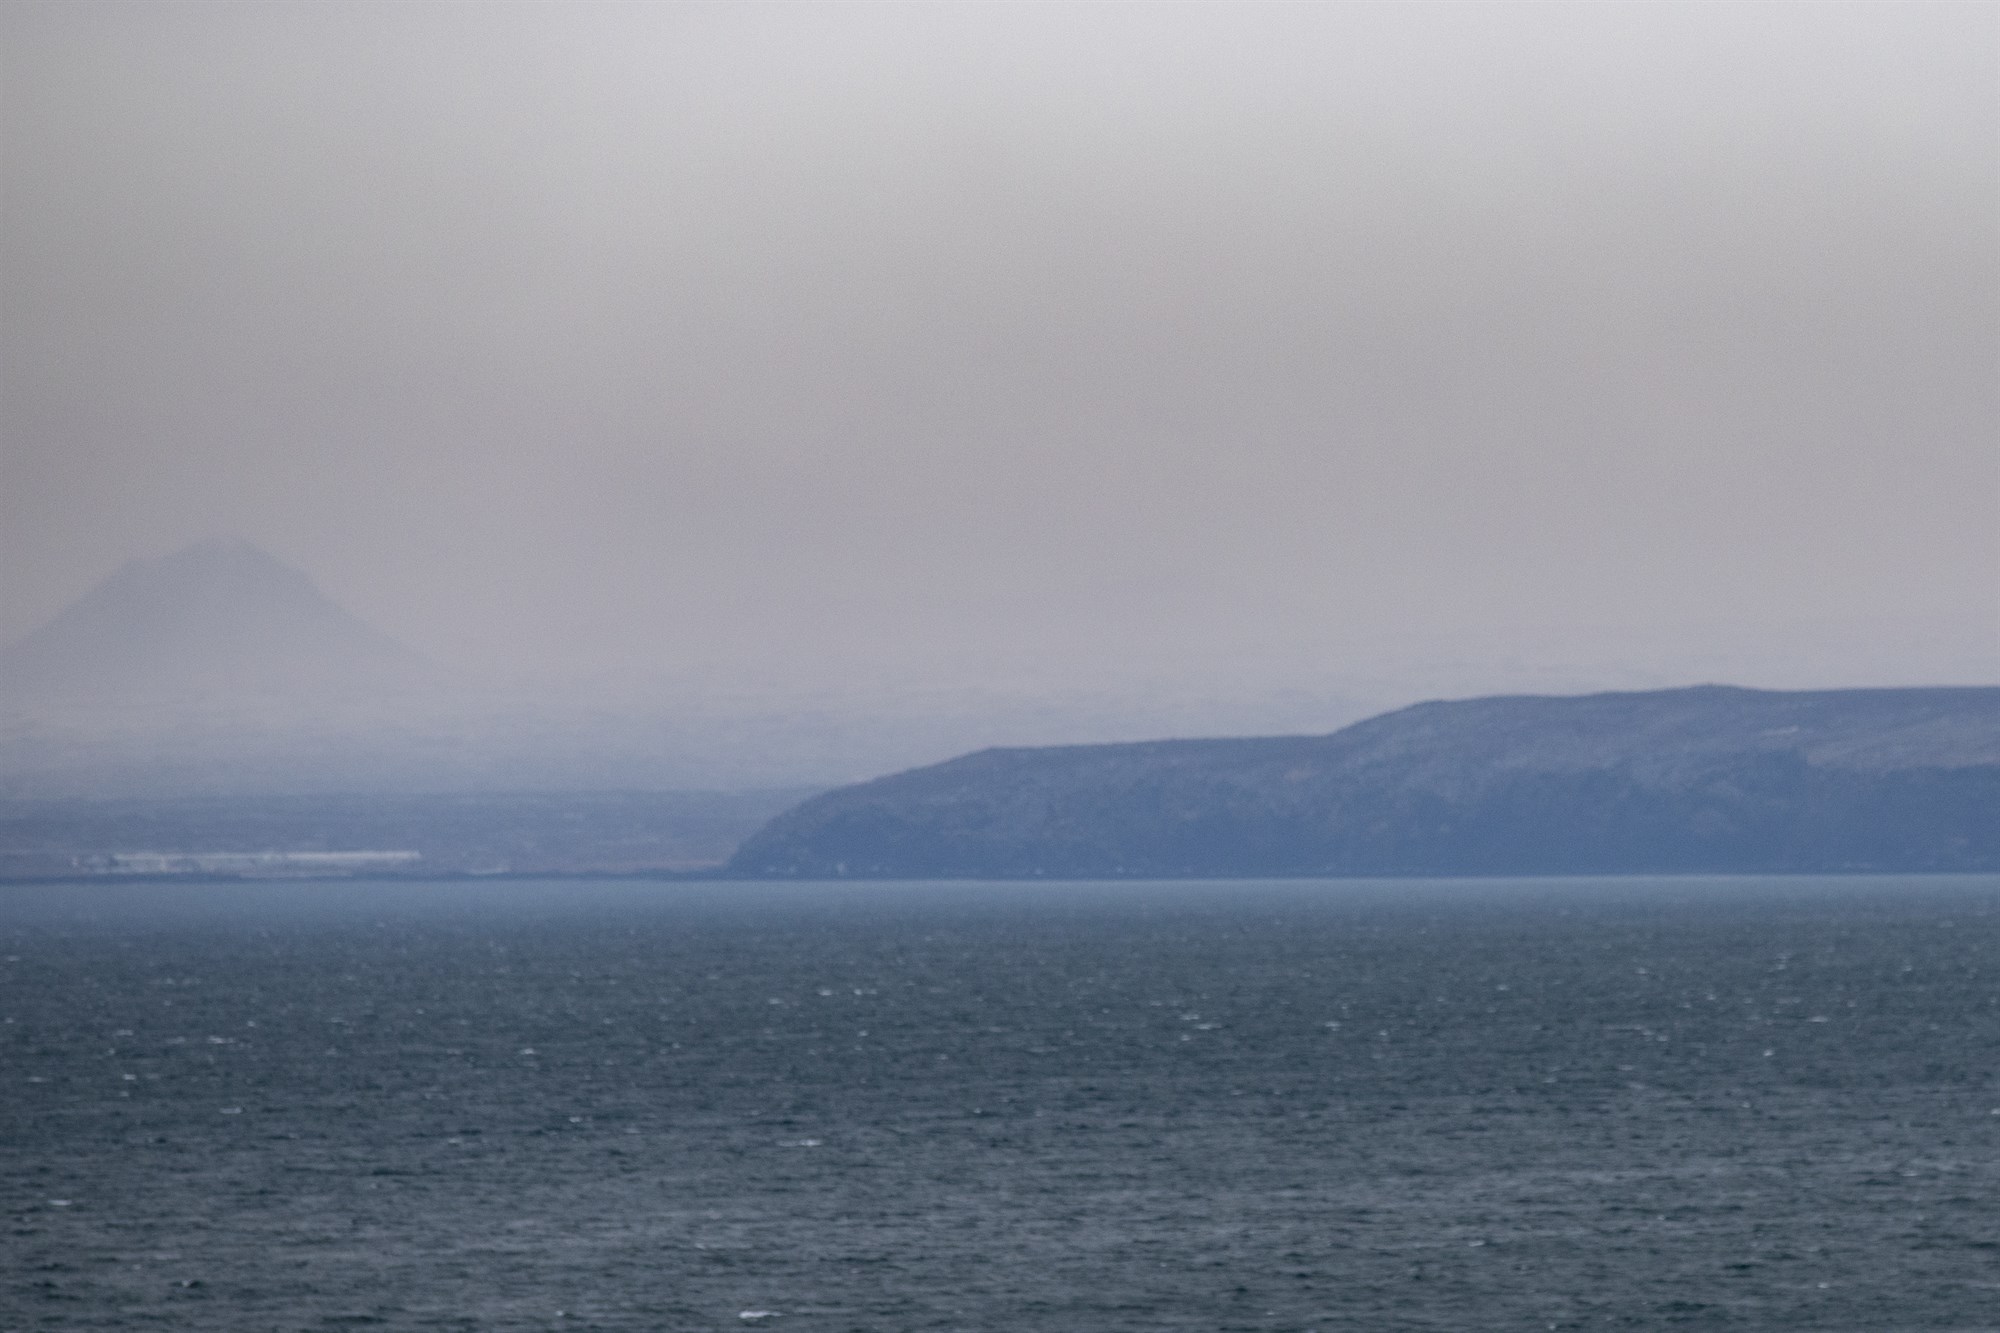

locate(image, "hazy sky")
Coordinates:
4 2 1995 693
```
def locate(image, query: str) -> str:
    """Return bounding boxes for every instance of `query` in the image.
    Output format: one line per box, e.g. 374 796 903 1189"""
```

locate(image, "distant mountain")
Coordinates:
729 686 2000 877
0 549 1381 796
0 539 429 704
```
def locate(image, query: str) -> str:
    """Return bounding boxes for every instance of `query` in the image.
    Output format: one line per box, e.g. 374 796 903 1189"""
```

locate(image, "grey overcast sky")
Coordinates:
3 1 1995 691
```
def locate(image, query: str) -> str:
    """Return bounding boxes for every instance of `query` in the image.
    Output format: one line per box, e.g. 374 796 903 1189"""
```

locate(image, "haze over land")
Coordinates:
3 3 1996 795
0 539 1393 796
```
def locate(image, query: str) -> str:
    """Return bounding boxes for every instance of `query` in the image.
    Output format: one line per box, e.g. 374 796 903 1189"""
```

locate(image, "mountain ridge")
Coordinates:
728 685 2000 877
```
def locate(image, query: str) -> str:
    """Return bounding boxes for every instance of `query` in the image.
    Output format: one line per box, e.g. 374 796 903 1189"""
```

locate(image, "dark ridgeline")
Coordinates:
730 685 2000 877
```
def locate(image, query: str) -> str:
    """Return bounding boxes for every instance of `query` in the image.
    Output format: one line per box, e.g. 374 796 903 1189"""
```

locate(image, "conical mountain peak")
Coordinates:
1 540 429 704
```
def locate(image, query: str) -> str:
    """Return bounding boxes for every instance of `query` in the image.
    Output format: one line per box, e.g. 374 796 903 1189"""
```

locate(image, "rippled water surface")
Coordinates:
4 875 1998 1330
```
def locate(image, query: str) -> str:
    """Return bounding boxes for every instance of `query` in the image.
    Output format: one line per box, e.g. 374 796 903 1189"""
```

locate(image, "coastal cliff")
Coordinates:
729 686 2000 877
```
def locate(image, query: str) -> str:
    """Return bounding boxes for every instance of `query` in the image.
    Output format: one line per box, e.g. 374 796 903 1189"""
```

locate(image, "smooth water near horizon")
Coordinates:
3 875 1997 1330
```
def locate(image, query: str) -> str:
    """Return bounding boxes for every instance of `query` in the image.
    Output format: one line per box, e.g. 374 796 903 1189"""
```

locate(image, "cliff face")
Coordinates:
728 686 2000 877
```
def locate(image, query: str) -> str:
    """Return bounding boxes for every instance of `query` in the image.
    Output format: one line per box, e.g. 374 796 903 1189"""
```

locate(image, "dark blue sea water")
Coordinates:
4 876 1997 1330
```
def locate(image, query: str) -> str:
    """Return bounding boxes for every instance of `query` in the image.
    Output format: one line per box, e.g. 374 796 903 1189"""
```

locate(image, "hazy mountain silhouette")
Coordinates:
0 542 1382 797
731 686 2000 877
0 539 430 704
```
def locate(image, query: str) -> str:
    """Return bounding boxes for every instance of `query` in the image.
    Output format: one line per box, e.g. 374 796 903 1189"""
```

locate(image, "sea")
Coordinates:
3 875 1997 1331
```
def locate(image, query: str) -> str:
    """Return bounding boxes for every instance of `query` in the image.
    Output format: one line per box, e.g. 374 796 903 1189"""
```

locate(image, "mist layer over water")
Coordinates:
4 877 1997 1329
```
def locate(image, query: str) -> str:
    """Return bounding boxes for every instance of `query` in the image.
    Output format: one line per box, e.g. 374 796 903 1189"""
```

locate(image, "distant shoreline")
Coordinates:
9 868 2000 887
